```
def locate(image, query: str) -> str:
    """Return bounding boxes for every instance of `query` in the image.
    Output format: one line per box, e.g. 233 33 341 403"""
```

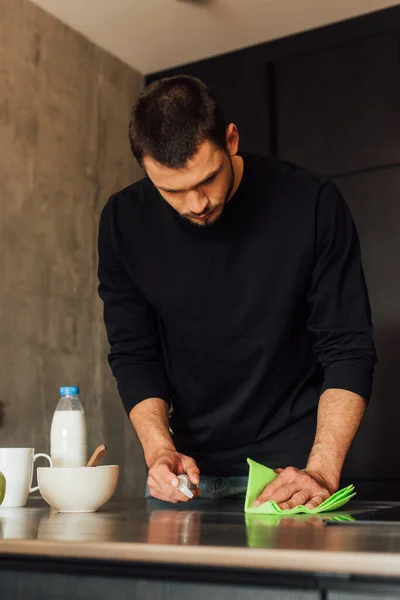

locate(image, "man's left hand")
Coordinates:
252 467 337 510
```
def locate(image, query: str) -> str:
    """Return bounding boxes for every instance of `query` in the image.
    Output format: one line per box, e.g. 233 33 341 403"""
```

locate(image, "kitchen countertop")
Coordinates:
2 498 400 581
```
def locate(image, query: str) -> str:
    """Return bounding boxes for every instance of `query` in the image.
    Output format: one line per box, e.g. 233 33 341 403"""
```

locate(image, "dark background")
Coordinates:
147 6 400 499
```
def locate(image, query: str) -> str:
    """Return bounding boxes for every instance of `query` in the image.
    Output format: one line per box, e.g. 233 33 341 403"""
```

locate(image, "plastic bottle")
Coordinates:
50 387 87 467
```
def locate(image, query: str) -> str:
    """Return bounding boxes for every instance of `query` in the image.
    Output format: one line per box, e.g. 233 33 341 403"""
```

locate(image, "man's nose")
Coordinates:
186 190 208 215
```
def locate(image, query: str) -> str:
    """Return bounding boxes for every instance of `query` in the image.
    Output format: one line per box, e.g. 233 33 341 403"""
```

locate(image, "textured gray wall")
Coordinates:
0 0 146 496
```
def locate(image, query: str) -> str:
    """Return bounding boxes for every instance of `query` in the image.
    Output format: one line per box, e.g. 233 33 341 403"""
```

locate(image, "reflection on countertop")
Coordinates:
2 498 400 577
0 497 359 545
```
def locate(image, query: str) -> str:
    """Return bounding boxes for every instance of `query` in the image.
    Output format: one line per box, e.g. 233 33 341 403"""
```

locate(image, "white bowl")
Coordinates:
37 465 119 513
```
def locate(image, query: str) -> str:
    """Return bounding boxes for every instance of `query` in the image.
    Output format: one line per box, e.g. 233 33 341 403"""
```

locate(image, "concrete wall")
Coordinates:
0 0 146 496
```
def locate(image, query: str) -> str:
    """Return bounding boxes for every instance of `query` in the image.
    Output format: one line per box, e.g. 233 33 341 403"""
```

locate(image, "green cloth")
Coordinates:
244 458 356 514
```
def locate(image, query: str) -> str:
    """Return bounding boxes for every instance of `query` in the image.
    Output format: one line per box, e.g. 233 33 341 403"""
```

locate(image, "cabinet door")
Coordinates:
334 168 400 484
328 592 400 600
276 33 400 175
198 57 271 157
0 569 320 600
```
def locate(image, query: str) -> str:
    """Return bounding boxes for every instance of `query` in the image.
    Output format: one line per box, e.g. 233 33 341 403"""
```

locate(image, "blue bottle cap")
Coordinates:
60 386 80 396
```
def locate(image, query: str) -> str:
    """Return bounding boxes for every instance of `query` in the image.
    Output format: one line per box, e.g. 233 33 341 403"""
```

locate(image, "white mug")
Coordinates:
0 448 53 508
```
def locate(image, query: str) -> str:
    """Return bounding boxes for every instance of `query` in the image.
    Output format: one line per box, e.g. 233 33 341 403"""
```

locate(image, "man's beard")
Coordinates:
183 157 235 228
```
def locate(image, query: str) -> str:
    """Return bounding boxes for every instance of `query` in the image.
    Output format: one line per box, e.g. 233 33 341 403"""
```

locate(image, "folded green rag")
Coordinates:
244 458 356 514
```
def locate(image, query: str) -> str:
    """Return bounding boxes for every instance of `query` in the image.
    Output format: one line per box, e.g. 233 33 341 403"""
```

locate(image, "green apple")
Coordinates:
0 472 6 505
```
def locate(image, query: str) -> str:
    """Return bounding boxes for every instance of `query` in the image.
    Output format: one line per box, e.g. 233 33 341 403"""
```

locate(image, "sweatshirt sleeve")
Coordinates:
306 180 376 401
97 203 170 416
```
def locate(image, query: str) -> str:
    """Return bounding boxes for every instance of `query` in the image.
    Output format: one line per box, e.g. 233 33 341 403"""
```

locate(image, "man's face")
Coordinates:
143 140 235 227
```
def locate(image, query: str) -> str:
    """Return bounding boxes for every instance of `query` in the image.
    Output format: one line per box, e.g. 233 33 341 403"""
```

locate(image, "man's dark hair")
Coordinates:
129 75 227 169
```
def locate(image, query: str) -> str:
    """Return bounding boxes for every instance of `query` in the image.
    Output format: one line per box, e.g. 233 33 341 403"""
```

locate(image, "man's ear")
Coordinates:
226 123 239 156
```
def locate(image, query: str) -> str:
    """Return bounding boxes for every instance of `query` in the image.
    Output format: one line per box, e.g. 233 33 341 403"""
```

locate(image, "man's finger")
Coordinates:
156 482 191 502
181 456 201 486
252 480 281 503
155 472 201 503
171 487 201 501
253 483 299 507
278 490 310 510
305 494 326 510
189 487 202 499
187 470 200 486
156 463 180 488
256 467 301 500
158 477 191 501
151 465 189 500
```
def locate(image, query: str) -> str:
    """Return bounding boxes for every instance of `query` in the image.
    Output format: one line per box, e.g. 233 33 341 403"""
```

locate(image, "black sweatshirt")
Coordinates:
98 153 376 476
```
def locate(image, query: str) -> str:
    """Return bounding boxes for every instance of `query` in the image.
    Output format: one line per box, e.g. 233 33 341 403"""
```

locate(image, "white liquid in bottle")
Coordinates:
50 387 87 467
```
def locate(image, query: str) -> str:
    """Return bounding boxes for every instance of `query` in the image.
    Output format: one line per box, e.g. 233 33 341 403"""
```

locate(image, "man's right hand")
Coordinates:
147 450 201 503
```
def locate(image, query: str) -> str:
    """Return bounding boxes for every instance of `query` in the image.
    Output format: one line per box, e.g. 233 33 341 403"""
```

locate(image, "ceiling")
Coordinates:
30 0 400 74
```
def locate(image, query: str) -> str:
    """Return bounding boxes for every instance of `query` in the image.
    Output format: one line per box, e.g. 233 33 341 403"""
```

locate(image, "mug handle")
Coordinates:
30 453 53 493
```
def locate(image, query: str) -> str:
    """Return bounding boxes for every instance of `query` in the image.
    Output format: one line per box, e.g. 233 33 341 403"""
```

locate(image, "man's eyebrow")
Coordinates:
157 165 222 193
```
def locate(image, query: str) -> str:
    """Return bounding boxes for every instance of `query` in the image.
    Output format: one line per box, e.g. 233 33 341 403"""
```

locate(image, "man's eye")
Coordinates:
203 176 215 184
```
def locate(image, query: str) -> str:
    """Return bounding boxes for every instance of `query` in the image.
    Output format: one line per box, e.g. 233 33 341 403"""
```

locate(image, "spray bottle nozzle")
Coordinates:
177 474 194 498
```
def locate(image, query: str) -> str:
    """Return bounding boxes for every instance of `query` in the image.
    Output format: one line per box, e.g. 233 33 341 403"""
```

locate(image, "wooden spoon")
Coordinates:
86 444 107 467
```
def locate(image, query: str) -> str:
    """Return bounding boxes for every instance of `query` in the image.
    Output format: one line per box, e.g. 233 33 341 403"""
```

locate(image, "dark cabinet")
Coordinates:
275 33 400 175
334 168 400 483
